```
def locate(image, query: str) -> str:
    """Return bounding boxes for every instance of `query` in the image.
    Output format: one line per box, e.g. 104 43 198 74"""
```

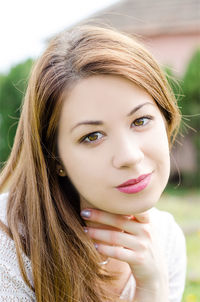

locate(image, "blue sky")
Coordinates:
0 0 118 73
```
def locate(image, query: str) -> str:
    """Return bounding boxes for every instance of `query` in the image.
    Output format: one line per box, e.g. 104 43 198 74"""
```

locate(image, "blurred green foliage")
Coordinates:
0 59 33 167
164 48 200 188
181 49 200 126
157 192 200 302
176 49 200 188
181 49 200 188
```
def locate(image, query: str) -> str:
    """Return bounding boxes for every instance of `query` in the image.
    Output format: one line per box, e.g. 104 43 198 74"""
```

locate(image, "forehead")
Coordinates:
60 75 157 121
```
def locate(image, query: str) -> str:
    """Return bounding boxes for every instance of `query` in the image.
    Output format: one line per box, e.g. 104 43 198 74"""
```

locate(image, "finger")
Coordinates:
81 209 147 236
85 227 141 251
95 243 138 264
124 215 135 220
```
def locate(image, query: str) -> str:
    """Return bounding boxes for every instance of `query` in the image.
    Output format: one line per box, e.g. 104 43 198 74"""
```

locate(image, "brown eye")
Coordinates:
134 118 145 126
88 133 98 141
132 117 151 127
81 132 103 143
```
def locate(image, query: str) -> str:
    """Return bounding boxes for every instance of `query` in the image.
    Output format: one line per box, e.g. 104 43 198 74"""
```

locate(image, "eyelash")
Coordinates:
79 115 153 144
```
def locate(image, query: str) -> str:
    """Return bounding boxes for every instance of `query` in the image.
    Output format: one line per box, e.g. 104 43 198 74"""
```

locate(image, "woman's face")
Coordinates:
57 75 170 215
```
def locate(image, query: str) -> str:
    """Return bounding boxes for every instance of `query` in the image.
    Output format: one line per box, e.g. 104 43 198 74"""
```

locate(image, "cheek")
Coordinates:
151 125 170 180
143 120 170 170
59 146 101 193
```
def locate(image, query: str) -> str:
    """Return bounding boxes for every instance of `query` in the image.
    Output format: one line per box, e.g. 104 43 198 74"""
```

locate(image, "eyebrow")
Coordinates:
70 102 153 132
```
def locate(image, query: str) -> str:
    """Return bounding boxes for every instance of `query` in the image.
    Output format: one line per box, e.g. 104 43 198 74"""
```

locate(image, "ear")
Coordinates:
56 164 67 177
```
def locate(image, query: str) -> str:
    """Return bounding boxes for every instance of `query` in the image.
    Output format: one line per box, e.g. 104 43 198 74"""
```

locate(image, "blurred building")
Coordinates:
77 0 200 77
73 0 200 178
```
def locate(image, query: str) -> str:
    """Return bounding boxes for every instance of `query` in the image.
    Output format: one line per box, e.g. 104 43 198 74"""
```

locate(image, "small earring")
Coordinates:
58 167 66 176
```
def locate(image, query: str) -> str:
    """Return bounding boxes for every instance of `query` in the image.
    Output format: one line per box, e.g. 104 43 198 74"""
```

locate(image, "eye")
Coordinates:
80 132 104 144
132 116 152 127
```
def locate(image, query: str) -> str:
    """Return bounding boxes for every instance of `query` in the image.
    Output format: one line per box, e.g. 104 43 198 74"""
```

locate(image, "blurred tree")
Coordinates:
181 49 200 187
0 59 33 168
165 49 200 188
181 49 200 130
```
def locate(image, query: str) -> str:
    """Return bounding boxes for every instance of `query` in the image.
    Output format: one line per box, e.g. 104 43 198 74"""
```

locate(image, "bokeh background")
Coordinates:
0 1 200 301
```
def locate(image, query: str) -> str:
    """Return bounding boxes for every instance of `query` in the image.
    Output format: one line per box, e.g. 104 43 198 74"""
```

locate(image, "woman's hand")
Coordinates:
81 208 169 302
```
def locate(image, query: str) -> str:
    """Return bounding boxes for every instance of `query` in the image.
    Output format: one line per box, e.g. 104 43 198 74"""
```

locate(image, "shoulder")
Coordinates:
150 207 186 247
150 207 187 302
0 193 35 300
0 192 9 226
150 207 186 259
150 206 176 225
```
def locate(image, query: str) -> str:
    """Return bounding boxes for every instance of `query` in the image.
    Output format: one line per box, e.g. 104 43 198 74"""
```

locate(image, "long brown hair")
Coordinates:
0 25 181 301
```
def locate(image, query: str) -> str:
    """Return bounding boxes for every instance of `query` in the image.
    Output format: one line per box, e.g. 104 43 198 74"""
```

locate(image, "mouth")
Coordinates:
116 173 152 194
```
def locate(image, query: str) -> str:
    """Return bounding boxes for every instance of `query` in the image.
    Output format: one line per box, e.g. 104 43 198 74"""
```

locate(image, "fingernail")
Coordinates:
94 243 98 249
80 209 91 219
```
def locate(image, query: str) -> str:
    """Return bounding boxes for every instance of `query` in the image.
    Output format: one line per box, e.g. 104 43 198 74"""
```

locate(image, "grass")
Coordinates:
156 189 200 302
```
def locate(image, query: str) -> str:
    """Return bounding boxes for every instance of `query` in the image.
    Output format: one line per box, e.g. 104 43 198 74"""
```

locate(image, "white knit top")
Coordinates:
0 192 186 301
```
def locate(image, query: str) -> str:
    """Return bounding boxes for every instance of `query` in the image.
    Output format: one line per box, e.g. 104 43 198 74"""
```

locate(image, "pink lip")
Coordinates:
116 173 152 194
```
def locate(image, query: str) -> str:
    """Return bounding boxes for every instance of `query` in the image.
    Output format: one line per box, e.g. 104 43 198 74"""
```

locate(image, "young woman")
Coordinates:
0 25 186 302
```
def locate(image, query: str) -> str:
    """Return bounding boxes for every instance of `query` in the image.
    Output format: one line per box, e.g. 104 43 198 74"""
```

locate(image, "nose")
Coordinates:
111 135 144 169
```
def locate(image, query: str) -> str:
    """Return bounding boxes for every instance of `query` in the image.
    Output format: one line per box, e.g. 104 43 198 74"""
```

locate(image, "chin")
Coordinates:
113 196 160 215
131 204 155 214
